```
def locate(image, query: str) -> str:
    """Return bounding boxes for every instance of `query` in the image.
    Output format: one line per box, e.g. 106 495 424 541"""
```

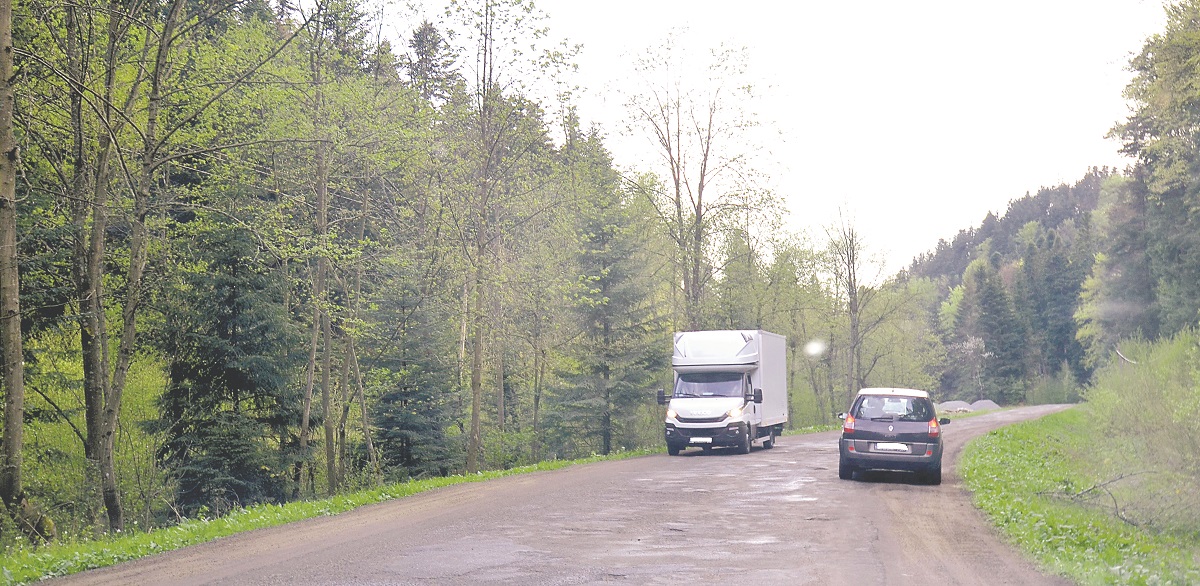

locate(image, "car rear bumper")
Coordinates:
840 438 941 472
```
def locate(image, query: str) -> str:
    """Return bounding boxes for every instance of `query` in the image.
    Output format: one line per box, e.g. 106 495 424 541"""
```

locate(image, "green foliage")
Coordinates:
947 260 1029 404
550 125 667 457
1082 333 1200 533
714 229 768 329
855 278 944 393
1074 175 1158 369
1112 1 1200 338
14 326 169 542
361 184 463 479
1013 222 1091 382
962 407 1200 584
1025 368 1082 406
402 20 462 103
152 222 303 516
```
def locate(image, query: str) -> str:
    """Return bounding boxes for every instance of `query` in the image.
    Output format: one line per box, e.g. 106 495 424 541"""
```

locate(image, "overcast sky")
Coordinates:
538 0 1174 276
387 0 1172 278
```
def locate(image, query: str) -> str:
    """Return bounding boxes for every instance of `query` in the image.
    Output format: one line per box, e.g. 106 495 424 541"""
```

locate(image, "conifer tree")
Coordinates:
155 224 302 515
552 127 664 456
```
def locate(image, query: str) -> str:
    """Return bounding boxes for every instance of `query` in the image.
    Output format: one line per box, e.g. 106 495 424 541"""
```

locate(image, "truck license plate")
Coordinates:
689 437 712 444
873 442 910 453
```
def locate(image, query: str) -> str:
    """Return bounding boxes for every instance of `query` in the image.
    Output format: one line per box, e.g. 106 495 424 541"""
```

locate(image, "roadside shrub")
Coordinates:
1026 366 1082 405
962 408 1200 584
1083 332 1200 534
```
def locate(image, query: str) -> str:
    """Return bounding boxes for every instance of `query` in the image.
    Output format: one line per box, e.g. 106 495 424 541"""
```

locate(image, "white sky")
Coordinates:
383 0 1171 277
535 0 1171 276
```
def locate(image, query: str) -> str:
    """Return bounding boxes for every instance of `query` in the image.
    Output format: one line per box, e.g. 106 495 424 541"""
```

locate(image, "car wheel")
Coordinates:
667 445 680 456
762 428 776 449
838 457 853 480
926 464 942 485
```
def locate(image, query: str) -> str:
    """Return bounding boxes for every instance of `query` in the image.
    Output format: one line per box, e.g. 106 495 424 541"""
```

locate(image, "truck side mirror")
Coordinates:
657 389 667 405
752 388 763 404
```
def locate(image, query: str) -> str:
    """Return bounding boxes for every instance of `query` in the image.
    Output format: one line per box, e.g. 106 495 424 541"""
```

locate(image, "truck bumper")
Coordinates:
665 422 748 450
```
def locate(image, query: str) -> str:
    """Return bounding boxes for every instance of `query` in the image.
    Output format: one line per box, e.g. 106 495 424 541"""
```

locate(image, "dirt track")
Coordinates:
51 405 1074 585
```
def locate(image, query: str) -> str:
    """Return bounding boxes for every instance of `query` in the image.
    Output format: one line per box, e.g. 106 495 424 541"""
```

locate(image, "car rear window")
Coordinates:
853 395 934 421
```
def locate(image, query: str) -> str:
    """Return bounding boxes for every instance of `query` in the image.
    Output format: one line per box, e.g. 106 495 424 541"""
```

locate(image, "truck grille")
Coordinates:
676 416 726 424
675 427 724 438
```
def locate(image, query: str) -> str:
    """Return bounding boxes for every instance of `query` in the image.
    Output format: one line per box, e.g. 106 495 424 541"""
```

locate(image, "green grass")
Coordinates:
0 450 650 585
960 407 1200 585
785 423 840 435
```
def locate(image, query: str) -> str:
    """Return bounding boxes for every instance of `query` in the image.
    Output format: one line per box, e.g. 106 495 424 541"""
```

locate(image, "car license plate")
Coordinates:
689 437 713 444
873 442 910 453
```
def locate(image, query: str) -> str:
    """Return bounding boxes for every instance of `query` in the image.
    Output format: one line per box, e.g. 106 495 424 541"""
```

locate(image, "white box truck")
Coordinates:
657 330 788 455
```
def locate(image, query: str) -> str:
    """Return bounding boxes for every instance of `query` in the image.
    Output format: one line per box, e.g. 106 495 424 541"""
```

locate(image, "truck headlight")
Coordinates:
666 408 678 419
727 406 743 419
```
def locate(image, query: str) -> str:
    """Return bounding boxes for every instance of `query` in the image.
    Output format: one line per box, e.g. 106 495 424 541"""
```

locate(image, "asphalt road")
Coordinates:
52 405 1074 585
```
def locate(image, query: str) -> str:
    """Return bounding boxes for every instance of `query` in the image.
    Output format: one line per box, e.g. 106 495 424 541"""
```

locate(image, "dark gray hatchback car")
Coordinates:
838 388 950 484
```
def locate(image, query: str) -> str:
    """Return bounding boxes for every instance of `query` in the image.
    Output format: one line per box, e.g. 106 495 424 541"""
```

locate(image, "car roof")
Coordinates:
855 387 930 399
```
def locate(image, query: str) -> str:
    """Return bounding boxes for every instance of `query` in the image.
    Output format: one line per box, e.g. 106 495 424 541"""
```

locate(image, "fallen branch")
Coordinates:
1037 471 1152 527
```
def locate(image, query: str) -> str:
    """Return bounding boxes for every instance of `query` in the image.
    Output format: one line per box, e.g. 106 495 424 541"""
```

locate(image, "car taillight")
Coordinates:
843 414 855 434
928 418 940 438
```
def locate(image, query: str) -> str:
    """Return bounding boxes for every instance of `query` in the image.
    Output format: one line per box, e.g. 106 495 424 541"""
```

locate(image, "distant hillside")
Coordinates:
907 166 1114 286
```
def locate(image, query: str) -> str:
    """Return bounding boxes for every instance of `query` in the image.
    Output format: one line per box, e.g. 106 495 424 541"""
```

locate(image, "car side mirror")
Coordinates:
657 389 667 405
939 417 950 425
837 412 847 420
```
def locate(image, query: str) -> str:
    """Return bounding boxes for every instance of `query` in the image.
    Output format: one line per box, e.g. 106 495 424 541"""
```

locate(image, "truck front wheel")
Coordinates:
667 445 680 456
737 429 751 454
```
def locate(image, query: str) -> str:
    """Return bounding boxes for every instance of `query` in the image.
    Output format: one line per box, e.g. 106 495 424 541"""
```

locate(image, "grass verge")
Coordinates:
960 407 1200 585
0 450 650 585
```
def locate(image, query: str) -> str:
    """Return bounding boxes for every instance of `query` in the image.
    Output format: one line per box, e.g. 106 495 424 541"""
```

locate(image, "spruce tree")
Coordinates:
551 129 665 456
154 223 302 515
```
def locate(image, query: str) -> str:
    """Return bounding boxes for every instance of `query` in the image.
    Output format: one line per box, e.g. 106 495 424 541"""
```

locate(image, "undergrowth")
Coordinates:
961 407 1200 585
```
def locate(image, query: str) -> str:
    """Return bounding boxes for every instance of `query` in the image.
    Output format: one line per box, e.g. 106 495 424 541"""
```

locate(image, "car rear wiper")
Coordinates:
870 416 896 421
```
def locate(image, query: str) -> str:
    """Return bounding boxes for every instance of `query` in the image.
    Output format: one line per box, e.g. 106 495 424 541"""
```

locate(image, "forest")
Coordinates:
0 0 1198 554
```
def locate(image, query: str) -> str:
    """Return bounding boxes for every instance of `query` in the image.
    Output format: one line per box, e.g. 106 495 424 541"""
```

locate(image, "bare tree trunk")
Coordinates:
297 0 331 496
347 340 377 480
321 302 335 494
90 0 187 533
69 0 123 533
531 347 543 460
496 324 504 434
298 133 330 495
296 298 320 497
467 261 485 474
336 337 351 486
0 0 24 511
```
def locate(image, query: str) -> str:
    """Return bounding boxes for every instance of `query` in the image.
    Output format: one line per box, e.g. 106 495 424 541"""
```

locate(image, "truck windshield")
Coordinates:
674 372 744 398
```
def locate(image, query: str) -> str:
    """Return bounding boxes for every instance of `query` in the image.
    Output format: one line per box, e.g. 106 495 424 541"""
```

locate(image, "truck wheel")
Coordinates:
737 430 751 454
667 445 680 456
762 427 776 449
